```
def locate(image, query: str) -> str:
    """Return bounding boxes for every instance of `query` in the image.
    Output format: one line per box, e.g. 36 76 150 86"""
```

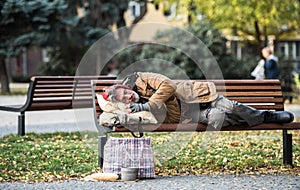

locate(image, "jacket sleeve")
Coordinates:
138 72 177 109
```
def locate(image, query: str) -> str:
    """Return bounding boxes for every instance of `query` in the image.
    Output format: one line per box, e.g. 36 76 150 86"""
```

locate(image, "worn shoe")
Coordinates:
264 111 294 123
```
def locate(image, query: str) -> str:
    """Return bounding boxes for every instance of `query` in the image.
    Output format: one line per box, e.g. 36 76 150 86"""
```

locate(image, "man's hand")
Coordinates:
130 103 150 113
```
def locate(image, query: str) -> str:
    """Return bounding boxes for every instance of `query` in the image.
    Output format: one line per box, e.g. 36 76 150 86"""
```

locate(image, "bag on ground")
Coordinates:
103 137 155 179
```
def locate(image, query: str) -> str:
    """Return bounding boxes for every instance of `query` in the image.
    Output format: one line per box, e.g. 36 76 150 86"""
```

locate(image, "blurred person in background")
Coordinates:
261 46 280 79
251 59 265 80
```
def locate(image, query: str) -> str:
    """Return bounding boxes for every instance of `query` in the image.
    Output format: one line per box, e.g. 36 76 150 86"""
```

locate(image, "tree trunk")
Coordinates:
0 58 10 94
254 20 263 57
263 25 268 47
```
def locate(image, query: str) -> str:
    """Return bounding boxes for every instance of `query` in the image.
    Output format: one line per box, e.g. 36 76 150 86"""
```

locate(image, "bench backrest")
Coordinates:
25 76 116 111
91 79 284 120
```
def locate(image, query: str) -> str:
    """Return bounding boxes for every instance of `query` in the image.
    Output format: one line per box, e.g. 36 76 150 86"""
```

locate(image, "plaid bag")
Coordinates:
103 137 155 178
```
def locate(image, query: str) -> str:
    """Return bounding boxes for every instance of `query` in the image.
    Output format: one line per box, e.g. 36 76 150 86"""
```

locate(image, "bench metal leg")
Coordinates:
283 130 293 166
98 135 107 168
18 112 25 136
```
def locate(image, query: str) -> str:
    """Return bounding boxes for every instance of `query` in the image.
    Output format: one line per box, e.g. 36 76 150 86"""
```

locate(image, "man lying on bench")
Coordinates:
102 72 294 130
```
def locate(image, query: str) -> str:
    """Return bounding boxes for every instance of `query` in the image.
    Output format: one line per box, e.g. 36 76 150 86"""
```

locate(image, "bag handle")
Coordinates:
127 117 144 138
116 116 144 138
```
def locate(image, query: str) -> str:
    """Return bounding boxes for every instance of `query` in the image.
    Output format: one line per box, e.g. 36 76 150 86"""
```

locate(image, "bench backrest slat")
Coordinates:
25 76 116 111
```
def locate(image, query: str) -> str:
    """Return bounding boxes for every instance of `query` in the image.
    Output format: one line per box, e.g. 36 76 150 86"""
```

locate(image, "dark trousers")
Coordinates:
188 95 265 129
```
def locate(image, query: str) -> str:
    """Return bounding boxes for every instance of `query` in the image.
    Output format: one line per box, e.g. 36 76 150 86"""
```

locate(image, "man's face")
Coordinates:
115 88 139 104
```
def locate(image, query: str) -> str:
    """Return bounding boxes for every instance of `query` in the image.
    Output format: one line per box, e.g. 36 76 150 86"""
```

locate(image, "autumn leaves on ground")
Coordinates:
0 131 299 182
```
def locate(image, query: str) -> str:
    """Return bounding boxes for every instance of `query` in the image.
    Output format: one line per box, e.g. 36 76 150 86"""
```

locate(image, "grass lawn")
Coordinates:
0 131 299 182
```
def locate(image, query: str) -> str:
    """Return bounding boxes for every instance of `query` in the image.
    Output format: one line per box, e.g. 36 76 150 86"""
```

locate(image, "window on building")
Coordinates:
42 48 50 63
278 43 286 57
129 1 140 20
296 42 300 58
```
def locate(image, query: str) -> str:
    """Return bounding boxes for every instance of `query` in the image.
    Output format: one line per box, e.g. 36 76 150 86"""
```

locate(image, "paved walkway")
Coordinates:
0 95 96 137
0 174 299 190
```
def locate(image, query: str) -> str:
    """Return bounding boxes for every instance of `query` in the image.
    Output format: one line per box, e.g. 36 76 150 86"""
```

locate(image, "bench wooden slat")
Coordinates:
28 100 93 110
34 83 93 88
28 103 73 111
111 122 300 133
213 79 280 85
33 88 92 95
34 85 76 89
228 97 283 103
32 76 115 80
223 92 283 96
220 92 282 96
39 88 83 93
33 94 73 98
220 86 282 91
245 104 284 110
30 99 76 104
33 92 92 99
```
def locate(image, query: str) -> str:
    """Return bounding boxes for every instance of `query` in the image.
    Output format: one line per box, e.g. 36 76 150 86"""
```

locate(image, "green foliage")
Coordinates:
0 0 69 54
0 0 73 93
114 43 199 78
186 21 225 50
11 74 31 83
0 0 129 76
278 59 296 92
161 0 299 48
187 20 253 79
112 21 247 79
219 54 258 79
38 0 131 76
194 0 300 46
39 43 86 76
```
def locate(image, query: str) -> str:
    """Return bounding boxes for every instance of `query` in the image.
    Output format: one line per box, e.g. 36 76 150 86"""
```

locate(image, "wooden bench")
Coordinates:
0 76 115 136
91 79 300 167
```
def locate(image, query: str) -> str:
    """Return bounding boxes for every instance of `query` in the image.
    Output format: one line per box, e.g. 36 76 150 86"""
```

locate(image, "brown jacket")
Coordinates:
133 72 218 123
